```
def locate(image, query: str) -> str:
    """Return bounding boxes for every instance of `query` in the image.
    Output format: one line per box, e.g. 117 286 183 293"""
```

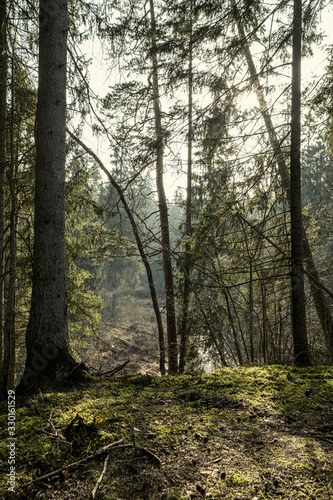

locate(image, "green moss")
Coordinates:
1 366 332 498
226 471 251 487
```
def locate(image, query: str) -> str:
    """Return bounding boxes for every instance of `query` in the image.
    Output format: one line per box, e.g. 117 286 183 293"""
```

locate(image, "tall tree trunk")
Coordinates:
66 129 166 376
0 0 6 379
290 0 310 366
179 7 193 374
223 289 243 365
18 0 75 390
249 260 254 363
0 55 16 396
232 0 332 358
261 283 267 364
149 0 178 374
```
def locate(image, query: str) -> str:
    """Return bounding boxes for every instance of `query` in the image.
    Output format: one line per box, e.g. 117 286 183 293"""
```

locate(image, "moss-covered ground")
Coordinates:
0 365 332 499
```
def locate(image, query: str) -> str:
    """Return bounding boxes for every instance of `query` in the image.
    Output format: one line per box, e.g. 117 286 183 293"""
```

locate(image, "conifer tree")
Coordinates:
0 0 6 384
231 0 331 361
19 0 76 389
149 0 178 374
290 0 310 365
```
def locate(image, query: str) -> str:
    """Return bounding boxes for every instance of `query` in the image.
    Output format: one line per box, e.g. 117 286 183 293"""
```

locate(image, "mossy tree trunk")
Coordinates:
0 0 6 386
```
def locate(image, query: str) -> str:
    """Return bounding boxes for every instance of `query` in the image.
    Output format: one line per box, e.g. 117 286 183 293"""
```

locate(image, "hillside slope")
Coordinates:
0 366 332 499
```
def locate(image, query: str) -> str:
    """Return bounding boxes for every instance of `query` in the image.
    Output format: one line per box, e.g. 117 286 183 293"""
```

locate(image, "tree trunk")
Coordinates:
290 0 310 366
232 0 332 359
224 289 243 365
261 283 267 364
0 57 16 396
179 8 193 374
249 260 254 363
18 0 75 390
0 0 6 379
67 130 166 376
149 0 178 374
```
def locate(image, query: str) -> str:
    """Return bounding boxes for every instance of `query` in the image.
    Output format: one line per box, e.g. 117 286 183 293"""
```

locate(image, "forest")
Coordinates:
1 0 333 498
0 0 333 389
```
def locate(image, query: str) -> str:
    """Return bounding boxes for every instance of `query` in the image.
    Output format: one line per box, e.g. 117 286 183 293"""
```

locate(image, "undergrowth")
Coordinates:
0 365 332 499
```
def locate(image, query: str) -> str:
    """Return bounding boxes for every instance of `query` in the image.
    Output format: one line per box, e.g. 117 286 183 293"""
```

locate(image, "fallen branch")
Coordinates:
91 454 109 499
19 438 160 490
131 427 161 466
98 359 130 378
133 443 161 466
20 439 126 488
208 456 224 464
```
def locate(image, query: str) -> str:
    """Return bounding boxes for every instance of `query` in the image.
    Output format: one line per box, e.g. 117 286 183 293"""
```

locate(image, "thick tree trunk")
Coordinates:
149 0 178 374
232 0 332 359
18 0 75 390
290 0 310 366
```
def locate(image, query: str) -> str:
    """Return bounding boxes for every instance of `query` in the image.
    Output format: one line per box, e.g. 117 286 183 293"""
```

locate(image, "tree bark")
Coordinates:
223 289 243 365
0 55 16 396
290 0 310 366
0 0 6 380
149 0 178 374
232 0 332 359
18 0 75 390
261 283 267 364
179 6 193 374
249 260 254 363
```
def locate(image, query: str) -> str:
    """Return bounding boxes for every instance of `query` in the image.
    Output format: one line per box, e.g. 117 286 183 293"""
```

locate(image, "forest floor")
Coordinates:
0 365 333 499
1 301 333 499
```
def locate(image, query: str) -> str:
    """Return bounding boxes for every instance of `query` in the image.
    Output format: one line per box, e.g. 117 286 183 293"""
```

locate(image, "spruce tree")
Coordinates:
19 0 76 390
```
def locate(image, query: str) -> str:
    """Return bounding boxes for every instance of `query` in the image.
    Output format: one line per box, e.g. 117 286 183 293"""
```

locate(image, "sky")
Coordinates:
75 2 333 201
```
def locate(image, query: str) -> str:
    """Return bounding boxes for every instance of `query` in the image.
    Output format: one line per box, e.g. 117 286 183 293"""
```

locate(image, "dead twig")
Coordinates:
208 456 224 464
41 410 72 449
133 443 161 466
91 454 110 499
97 359 130 378
19 438 161 490
131 426 161 467
19 439 126 489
